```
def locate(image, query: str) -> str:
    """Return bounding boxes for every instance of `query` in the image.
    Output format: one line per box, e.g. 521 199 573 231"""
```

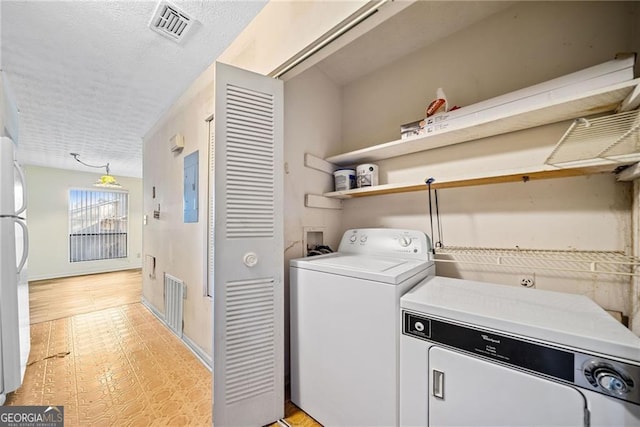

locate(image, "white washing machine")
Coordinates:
290 228 435 427
400 276 640 426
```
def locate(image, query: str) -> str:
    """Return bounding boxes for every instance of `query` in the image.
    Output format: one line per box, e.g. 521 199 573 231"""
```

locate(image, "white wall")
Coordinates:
141 0 640 362
284 66 344 260
632 0 640 331
25 165 143 280
340 175 633 313
142 68 213 359
141 1 370 362
283 65 344 374
340 1 636 151
330 1 637 317
282 2 638 321
633 1 640 77
219 1 370 75
633 181 640 333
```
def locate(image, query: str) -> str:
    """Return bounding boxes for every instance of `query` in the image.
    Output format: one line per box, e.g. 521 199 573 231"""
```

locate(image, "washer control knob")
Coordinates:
399 236 412 247
349 234 357 243
595 369 628 394
360 235 368 243
414 322 425 332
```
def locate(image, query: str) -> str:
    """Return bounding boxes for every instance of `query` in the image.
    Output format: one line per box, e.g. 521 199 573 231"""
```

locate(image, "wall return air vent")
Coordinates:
149 1 194 43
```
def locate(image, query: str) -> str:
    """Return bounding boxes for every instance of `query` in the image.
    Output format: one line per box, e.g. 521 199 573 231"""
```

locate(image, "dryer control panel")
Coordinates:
403 310 640 406
338 228 432 260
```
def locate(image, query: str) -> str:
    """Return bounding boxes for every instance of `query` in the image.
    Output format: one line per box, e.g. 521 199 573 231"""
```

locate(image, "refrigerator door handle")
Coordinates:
14 160 27 215
14 218 28 273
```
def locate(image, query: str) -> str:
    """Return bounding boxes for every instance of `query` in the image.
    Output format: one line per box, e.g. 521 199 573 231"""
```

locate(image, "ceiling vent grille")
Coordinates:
149 1 194 43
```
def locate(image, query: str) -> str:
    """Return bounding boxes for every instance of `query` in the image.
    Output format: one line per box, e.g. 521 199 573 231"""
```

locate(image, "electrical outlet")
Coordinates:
519 275 535 288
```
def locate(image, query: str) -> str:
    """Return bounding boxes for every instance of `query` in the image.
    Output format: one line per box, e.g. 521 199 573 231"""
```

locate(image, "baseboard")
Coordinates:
29 266 143 282
140 296 212 371
140 295 163 319
183 334 213 370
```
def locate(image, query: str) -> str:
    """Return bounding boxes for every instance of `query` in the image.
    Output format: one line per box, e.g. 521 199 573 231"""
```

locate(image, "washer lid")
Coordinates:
401 276 640 362
290 253 432 284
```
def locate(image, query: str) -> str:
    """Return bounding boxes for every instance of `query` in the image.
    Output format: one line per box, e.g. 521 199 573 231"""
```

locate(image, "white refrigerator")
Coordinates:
0 136 30 405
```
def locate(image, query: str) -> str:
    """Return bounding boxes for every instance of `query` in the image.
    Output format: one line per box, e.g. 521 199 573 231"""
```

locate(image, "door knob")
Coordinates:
243 252 258 267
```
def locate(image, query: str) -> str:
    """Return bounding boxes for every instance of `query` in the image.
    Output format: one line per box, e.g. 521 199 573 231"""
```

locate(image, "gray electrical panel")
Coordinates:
184 150 198 223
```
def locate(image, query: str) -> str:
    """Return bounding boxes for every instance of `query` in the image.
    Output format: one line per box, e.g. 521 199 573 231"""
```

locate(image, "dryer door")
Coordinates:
428 346 587 426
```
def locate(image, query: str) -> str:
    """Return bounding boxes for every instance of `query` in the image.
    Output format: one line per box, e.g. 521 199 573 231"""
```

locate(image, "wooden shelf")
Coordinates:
309 74 640 204
326 79 640 166
322 164 618 199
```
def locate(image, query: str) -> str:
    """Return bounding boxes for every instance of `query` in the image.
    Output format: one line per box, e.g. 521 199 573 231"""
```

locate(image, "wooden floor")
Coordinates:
28 269 143 324
7 269 318 426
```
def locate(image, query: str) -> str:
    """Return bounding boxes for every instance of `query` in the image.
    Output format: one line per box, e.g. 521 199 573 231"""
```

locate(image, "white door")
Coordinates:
428 346 587 426
212 62 284 427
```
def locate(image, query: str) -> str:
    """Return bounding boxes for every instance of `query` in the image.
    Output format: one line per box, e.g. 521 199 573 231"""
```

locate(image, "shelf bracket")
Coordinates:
305 194 343 210
617 83 640 113
304 153 336 175
616 162 640 182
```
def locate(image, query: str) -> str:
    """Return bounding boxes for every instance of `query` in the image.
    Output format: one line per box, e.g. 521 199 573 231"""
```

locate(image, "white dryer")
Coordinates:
400 276 640 426
290 228 435 427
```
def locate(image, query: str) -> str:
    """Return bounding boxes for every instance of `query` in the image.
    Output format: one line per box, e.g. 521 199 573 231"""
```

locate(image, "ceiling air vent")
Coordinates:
149 1 194 43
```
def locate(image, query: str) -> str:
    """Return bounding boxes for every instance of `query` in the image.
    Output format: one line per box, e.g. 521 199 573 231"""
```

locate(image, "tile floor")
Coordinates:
6 303 212 426
6 268 318 426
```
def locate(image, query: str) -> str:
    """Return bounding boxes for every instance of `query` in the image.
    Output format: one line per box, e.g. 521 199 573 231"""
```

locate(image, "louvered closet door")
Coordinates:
212 62 284 427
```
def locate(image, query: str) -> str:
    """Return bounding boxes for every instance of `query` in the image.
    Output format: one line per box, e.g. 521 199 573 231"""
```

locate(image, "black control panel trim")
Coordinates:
403 311 575 382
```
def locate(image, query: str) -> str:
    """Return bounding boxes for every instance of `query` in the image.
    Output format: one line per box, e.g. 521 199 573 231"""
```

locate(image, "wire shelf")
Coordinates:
434 246 640 278
545 109 640 168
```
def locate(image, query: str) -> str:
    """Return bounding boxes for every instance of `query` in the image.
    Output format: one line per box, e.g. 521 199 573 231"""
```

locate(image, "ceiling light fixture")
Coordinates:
70 153 123 189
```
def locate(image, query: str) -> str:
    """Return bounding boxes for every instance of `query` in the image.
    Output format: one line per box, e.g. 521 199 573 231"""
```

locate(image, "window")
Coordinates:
69 189 128 262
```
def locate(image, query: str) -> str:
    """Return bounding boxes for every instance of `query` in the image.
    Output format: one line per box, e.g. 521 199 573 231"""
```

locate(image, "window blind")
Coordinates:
69 189 128 262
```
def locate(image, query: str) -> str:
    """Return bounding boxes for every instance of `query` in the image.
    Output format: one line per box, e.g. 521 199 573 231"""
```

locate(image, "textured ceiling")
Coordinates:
0 0 267 178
